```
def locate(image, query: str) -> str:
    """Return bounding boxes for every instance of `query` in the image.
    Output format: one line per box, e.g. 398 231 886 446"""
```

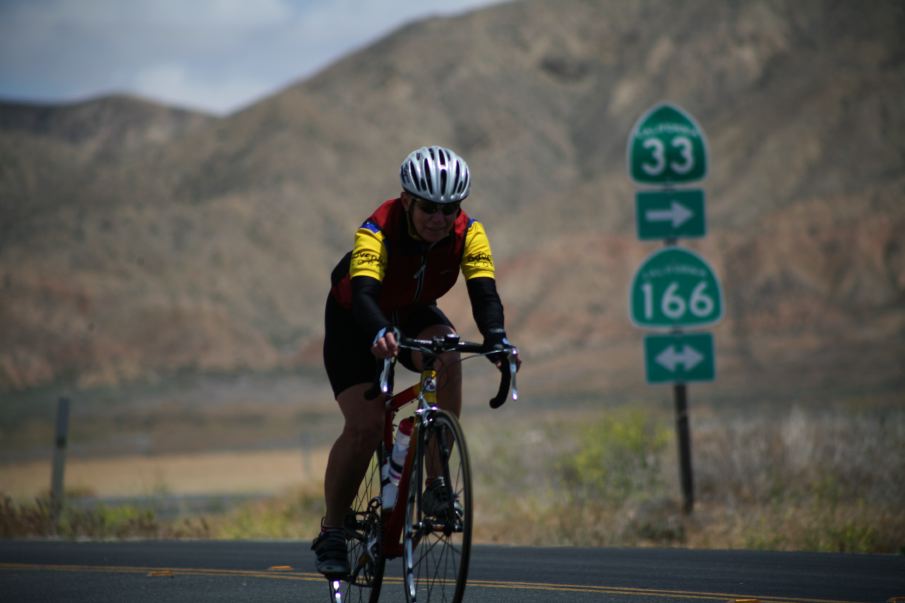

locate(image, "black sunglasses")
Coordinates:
414 198 460 216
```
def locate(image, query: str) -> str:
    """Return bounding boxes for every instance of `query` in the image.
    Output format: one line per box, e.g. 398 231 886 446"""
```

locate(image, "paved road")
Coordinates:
1 540 902 602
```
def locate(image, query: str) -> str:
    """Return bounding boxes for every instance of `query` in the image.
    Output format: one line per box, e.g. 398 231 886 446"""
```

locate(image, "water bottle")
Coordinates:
381 417 414 510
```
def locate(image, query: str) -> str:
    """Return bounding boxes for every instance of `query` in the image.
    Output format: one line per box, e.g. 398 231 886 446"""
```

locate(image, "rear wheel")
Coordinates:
333 446 386 603
403 410 473 603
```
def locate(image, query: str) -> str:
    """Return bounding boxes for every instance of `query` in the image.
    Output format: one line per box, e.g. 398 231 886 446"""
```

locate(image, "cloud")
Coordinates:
132 64 269 114
0 0 512 114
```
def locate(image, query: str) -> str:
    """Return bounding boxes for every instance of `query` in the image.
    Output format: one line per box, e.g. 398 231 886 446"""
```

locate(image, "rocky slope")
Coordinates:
1 0 903 403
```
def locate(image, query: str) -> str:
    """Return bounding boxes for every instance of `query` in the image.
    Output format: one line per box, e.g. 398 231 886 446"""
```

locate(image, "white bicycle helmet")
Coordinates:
400 146 471 203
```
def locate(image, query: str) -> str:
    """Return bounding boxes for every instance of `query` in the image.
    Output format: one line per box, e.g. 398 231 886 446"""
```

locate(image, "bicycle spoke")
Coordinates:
415 533 458 568
423 536 460 603
421 536 461 593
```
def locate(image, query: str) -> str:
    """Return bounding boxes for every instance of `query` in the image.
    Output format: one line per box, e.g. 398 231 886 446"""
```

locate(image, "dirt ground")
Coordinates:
0 446 330 500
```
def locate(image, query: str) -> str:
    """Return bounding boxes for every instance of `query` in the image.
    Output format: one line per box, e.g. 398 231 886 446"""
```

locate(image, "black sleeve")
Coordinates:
466 277 506 337
351 276 392 342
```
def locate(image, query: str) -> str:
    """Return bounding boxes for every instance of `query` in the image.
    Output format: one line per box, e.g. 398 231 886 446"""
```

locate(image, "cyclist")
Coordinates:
312 145 516 577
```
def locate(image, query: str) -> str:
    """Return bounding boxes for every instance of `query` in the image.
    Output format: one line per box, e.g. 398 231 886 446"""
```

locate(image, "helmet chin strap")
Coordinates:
403 193 429 242
405 199 421 240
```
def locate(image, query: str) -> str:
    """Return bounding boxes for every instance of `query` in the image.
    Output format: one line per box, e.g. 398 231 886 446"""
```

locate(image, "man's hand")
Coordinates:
371 327 399 359
483 330 520 371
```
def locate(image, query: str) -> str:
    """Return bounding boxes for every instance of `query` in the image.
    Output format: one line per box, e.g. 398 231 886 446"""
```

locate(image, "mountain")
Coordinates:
0 94 215 152
0 94 215 253
1 0 903 404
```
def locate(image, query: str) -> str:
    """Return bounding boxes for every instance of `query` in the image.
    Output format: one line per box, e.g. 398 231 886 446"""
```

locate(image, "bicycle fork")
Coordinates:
416 412 461 537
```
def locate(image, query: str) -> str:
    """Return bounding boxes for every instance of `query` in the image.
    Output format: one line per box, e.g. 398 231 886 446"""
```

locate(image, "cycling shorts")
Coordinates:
323 294 455 398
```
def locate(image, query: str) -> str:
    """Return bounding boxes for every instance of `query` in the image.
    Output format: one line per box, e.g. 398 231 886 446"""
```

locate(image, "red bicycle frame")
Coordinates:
379 367 435 558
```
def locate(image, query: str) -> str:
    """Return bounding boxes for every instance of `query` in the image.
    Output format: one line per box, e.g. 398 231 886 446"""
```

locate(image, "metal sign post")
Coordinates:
627 102 721 514
674 383 694 514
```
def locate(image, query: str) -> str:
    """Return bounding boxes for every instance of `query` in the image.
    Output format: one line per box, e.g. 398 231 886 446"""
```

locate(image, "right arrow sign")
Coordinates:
644 332 715 384
636 189 706 240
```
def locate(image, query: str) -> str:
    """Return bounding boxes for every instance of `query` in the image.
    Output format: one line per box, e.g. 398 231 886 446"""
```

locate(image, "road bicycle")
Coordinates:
328 331 518 603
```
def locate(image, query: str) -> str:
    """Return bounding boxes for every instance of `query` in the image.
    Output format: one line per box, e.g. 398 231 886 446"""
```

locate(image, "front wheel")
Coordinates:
403 410 473 603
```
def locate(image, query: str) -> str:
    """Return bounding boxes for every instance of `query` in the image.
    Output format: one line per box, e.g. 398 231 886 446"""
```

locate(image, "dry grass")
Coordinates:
466 403 905 553
3 403 903 553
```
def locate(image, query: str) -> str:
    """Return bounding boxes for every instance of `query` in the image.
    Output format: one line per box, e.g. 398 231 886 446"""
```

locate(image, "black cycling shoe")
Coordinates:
422 478 461 521
312 528 350 578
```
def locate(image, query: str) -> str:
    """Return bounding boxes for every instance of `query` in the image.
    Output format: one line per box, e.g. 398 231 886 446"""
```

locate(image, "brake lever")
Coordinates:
508 347 519 402
364 357 394 400
489 346 519 409
378 357 393 395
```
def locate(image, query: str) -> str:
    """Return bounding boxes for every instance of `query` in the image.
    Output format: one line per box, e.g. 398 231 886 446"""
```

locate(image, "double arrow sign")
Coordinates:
644 333 714 383
655 344 703 371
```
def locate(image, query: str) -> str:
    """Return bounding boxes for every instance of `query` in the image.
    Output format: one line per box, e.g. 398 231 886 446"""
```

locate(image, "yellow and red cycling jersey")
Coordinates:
330 197 496 314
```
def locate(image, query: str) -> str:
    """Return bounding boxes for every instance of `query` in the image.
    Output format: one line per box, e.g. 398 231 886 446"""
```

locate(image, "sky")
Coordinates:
0 0 511 115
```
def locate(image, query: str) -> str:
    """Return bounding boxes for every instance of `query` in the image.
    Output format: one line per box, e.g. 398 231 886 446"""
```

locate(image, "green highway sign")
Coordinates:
628 103 708 185
630 247 723 328
644 332 715 384
636 189 706 240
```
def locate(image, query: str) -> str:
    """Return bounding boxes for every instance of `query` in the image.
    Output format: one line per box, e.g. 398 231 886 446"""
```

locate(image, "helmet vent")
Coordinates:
422 158 433 193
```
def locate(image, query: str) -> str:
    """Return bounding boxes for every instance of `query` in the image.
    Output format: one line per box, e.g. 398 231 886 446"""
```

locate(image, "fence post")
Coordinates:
51 396 71 529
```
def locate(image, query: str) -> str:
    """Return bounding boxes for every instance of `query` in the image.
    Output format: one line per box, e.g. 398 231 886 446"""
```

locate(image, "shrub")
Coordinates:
557 408 671 505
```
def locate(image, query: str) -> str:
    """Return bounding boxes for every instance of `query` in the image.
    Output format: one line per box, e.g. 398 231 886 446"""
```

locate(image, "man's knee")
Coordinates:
437 352 462 381
336 384 384 450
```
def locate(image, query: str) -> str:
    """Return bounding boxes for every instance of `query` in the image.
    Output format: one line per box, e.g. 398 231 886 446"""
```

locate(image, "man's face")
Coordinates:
402 193 460 243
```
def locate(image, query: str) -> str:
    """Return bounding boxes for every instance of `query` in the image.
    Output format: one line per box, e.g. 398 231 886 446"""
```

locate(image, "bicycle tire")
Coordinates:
403 410 473 603
334 445 386 603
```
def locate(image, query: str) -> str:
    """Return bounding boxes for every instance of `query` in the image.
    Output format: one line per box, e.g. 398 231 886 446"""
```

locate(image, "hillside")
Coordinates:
0 94 215 253
1 0 903 404
0 94 215 152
